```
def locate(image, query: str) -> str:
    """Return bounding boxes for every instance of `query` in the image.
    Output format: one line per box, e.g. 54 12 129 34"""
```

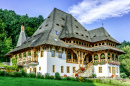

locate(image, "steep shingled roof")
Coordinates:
4 8 124 57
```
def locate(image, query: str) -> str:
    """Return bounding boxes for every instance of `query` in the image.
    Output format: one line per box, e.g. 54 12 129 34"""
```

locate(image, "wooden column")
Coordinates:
105 52 108 61
26 51 28 61
36 50 38 62
71 53 73 62
31 50 34 61
21 53 23 62
98 53 100 62
92 55 94 61
81 52 84 67
110 53 112 60
17 54 19 64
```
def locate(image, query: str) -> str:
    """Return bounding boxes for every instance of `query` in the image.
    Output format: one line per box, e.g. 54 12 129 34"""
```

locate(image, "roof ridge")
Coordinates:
54 8 69 14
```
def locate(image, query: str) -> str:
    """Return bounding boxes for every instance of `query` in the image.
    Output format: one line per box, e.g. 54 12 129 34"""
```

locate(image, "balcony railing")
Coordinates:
66 59 78 63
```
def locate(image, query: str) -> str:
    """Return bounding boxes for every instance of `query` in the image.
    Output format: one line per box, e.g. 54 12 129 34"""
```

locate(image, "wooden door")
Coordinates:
112 67 116 77
33 67 37 74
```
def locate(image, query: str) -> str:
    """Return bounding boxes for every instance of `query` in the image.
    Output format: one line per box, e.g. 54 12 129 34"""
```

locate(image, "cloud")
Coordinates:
68 0 130 24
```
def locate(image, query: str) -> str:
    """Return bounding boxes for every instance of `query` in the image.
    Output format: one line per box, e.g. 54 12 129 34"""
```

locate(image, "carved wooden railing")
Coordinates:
75 60 93 74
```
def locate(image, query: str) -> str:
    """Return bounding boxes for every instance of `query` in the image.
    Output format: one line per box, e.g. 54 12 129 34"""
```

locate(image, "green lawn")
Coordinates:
0 76 112 86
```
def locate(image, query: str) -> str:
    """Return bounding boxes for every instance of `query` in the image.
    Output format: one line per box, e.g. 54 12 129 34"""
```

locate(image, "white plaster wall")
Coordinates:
47 48 80 76
94 63 120 77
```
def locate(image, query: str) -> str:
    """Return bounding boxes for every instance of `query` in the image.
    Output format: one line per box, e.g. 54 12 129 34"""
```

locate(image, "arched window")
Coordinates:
112 54 114 60
73 54 77 59
108 53 111 59
94 54 98 60
67 53 71 59
101 53 105 59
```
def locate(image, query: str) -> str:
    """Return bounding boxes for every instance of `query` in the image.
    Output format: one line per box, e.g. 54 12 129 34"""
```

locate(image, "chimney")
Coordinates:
21 22 24 31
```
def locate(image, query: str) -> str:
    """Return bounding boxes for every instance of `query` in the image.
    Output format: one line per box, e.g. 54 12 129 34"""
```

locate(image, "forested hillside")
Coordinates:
0 9 44 62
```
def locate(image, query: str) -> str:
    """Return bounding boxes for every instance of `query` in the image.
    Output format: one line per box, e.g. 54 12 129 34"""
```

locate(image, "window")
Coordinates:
117 67 118 73
48 16 50 18
61 25 64 28
52 50 55 57
76 26 78 28
56 24 59 26
109 66 111 73
30 68 32 73
67 53 71 59
39 66 41 71
73 67 76 73
62 17 65 21
61 66 64 73
76 32 78 35
45 24 48 27
59 52 62 58
41 50 44 57
67 66 70 73
73 54 77 59
99 67 102 73
52 65 55 73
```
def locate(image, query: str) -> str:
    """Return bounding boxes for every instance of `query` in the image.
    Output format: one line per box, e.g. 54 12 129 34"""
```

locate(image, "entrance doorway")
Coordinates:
33 67 37 74
112 67 116 77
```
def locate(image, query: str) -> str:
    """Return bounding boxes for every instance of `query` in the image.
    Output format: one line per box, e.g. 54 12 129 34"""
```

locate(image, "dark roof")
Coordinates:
4 8 124 57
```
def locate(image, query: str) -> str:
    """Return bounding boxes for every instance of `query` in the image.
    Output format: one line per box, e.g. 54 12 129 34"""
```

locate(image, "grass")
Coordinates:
0 76 112 86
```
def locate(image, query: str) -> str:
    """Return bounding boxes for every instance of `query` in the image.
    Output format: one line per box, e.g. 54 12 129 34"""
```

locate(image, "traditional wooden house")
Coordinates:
4 8 125 77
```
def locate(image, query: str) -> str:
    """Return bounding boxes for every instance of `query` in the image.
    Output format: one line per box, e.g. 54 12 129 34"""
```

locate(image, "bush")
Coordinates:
36 72 42 78
62 77 67 80
45 73 50 79
29 73 36 78
0 71 6 76
21 69 28 77
92 74 97 78
78 77 86 82
50 75 54 79
66 77 71 80
55 72 61 80
41 75 44 79
120 73 127 78
14 72 22 77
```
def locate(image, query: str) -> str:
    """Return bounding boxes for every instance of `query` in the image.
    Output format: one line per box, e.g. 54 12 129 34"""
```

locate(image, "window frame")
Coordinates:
98 67 102 73
40 50 44 57
73 67 76 73
52 65 55 73
109 66 111 73
61 66 64 73
39 66 41 71
58 51 62 58
67 66 70 73
51 50 55 57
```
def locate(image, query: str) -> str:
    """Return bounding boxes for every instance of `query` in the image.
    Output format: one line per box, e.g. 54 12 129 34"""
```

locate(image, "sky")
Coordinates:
0 0 130 43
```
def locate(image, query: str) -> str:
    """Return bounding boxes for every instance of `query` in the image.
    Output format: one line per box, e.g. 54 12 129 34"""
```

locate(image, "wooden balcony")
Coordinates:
66 59 78 64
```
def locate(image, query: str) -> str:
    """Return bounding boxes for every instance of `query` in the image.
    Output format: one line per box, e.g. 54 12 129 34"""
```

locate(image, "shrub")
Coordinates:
20 69 28 77
50 75 54 79
14 72 22 77
78 77 86 82
55 72 61 80
62 77 67 80
120 73 127 78
36 72 42 78
41 75 44 79
66 77 71 80
29 72 36 78
75 74 78 77
45 73 50 79
64 74 67 77
92 74 96 78
0 71 6 76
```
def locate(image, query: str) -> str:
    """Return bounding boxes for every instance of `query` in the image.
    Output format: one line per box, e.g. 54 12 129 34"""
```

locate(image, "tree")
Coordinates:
0 19 12 62
119 45 130 75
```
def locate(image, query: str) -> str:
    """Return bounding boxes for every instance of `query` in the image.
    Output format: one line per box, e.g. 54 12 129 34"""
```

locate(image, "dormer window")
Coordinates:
39 27 42 29
85 29 87 31
81 34 84 36
61 25 64 28
75 20 77 22
76 26 78 28
48 16 50 18
62 17 65 21
56 24 59 26
94 35 96 37
76 32 79 35
45 24 48 27
86 36 88 38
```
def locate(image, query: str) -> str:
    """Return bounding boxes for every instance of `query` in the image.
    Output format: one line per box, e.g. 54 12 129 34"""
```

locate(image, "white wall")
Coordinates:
94 63 120 77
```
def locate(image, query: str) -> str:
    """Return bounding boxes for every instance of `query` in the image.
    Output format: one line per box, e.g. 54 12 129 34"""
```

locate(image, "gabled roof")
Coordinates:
4 8 124 57
88 27 121 44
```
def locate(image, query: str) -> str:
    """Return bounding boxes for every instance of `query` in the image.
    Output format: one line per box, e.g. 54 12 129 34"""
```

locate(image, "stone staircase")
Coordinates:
75 61 94 77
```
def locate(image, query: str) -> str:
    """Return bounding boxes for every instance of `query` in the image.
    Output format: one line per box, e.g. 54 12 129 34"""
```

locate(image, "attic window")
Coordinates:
82 42 83 45
76 26 78 28
56 24 59 26
86 36 88 38
76 41 78 44
79 42 81 45
48 16 50 18
75 20 77 22
81 34 84 36
39 27 41 29
76 32 79 35
108 35 110 37
45 24 48 27
102 43 104 45
61 25 64 28
62 17 65 21
94 35 96 37
95 44 97 46
99 43 101 45
84 43 86 46
73 41 75 43
85 29 87 31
